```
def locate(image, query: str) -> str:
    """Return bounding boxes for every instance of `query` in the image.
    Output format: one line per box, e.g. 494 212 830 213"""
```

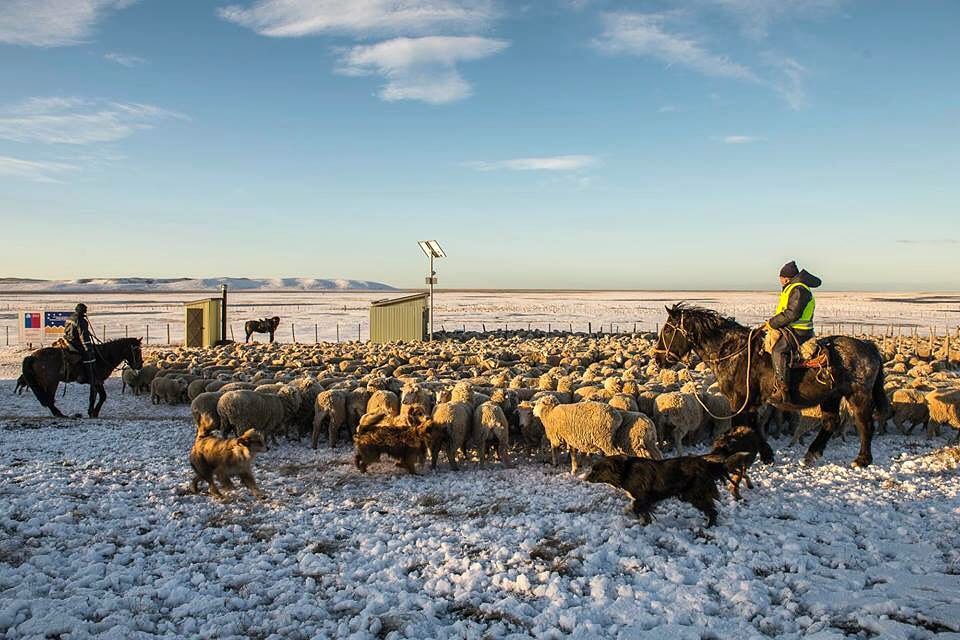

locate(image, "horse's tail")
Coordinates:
872 363 891 423
21 355 49 408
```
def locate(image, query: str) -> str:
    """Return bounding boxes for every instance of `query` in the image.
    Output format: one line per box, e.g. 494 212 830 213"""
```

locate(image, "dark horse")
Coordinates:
20 338 144 418
654 304 889 468
245 316 281 343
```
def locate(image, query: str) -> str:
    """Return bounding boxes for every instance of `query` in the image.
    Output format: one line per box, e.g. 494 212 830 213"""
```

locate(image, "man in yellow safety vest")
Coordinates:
764 261 822 404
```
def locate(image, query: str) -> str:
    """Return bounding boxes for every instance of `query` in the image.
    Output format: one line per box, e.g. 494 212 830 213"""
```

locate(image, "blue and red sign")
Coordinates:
24 313 40 329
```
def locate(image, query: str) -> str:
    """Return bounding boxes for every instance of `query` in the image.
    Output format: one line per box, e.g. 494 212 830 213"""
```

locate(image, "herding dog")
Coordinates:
190 426 267 500
585 453 750 527
244 316 281 343
354 409 439 475
707 426 773 500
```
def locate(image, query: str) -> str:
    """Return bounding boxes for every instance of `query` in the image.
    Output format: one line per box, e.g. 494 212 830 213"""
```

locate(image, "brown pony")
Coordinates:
19 337 143 418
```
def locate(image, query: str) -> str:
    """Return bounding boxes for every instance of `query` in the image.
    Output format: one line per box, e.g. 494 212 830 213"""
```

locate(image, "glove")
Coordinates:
762 321 773 331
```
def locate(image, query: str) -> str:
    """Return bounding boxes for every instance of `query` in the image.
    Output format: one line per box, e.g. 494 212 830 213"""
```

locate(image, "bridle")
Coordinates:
653 310 760 420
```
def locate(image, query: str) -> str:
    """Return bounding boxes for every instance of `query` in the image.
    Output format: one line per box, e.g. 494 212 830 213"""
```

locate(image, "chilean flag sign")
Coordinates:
19 309 73 345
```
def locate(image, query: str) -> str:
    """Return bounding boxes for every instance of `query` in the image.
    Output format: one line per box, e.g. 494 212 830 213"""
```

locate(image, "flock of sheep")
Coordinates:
120 327 960 485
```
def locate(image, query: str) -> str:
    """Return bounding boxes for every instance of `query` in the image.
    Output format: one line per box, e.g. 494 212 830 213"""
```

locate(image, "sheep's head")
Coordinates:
532 395 559 419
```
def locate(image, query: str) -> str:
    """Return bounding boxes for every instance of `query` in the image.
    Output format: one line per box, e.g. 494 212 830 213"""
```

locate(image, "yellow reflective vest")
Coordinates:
776 282 815 331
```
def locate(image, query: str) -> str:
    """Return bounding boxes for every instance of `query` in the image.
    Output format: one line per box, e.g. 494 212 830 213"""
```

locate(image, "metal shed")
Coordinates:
184 298 223 347
369 293 429 344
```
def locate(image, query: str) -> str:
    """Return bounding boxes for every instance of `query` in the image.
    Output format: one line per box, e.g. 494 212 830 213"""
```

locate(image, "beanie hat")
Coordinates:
779 261 800 279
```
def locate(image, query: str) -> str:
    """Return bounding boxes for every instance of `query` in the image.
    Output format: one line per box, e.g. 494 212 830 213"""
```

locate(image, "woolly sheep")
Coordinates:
150 377 187 405
925 389 960 441
121 368 141 395
652 391 702 456
470 401 511 468
187 378 210 402
533 397 624 473
891 388 930 435
430 401 473 470
516 401 544 448
217 389 296 444
313 389 348 449
400 383 434 420
612 410 662 460
608 393 638 413
367 389 400 418
191 391 225 432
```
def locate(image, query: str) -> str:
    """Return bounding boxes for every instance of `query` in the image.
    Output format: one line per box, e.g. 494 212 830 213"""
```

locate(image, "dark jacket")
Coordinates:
768 270 821 331
64 312 93 351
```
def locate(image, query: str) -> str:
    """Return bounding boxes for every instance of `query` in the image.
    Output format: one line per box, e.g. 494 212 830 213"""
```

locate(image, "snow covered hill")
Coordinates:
0 277 396 292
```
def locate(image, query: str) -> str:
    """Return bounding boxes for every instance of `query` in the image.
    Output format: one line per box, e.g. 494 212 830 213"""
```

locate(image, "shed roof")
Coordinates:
371 292 429 308
185 298 221 306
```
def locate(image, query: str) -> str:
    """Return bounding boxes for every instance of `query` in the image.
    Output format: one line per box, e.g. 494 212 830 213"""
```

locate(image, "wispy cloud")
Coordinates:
896 239 959 245
0 97 186 145
768 54 807 110
218 0 495 38
708 0 848 39
0 0 137 47
0 155 79 182
594 13 758 82
719 135 765 144
336 36 508 104
104 51 146 67
466 155 598 171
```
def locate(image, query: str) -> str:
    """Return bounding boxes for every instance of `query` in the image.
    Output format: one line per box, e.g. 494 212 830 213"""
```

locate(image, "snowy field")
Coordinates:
0 290 958 346
2 347 960 639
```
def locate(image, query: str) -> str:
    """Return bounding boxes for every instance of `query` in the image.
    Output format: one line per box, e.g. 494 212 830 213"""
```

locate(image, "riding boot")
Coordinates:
771 351 791 405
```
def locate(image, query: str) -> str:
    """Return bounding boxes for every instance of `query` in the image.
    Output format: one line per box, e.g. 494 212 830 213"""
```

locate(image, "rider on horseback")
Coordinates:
765 261 822 404
64 303 97 383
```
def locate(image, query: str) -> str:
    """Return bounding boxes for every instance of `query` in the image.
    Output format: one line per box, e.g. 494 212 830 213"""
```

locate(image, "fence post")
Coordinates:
548 323 551 333
588 322 592 334
358 323 361 341
146 325 150 345
125 325 129 338
569 322 573 333
230 325 235 342
315 324 319 343
336 323 340 343
167 323 171 344
482 323 486 333
291 324 296 343
102 325 107 340
5 326 8 346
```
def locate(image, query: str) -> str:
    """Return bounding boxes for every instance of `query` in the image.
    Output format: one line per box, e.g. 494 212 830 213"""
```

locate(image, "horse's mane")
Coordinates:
668 303 748 345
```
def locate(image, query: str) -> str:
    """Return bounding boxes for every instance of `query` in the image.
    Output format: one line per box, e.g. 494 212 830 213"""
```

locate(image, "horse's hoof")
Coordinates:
802 452 821 466
71 413 82 419
851 458 872 468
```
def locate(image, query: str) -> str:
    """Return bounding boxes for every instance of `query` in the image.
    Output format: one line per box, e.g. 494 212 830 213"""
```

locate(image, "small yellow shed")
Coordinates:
184 298 222 347
370 293 429 344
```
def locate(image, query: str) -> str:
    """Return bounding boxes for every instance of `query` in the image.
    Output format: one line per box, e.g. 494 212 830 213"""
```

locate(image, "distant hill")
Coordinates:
0 277 397 292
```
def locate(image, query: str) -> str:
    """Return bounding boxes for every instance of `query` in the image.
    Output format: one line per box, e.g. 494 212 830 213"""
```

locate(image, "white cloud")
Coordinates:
0 97 186 145
0 0 136 47
336 36 508 104
719 135 765 144
218 0 495 38
709 0 847 38
658 104 678 113
768 54 807 110
0 155 78 182
594 13 758 82
467 155 598 171
105 52 146 67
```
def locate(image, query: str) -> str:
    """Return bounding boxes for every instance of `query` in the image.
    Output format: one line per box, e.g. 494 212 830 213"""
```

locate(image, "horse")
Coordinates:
19 337 144 418
654 304 889 468
244 316 281 343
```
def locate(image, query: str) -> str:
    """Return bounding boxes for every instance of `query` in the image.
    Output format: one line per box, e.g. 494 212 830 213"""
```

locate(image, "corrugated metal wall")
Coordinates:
184 299 222 347
370 297 427 343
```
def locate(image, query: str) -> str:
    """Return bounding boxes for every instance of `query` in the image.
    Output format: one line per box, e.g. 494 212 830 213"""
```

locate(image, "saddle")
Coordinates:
53 338 87 382
793 338 829 369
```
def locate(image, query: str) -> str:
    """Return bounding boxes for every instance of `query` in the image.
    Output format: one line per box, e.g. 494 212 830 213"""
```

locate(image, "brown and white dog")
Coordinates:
190 426 267 500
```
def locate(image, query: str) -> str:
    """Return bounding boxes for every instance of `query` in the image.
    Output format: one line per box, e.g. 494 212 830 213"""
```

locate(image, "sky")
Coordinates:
0 0 958 291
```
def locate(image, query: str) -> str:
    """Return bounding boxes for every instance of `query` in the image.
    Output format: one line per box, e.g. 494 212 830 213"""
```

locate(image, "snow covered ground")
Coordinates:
1 290 957 346
2 348 959 639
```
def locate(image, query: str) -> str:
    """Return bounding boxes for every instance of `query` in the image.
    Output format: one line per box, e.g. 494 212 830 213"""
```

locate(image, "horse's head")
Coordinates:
128 338 144 370
270 316 281 329
653 304 693 367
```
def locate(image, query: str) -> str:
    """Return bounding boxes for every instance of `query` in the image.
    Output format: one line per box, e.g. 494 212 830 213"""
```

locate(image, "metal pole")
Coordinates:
221 284 228 344
429 253 434 341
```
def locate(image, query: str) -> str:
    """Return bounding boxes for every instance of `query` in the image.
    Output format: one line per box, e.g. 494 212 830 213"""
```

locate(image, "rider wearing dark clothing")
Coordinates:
766 261 822 404
64 303 96 382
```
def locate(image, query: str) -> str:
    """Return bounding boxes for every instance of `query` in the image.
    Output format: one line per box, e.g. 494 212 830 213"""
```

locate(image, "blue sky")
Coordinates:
1 0 957 290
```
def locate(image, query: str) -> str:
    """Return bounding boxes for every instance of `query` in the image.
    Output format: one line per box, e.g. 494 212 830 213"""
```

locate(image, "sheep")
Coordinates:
430 401 473 470
612 410 662 460
366 389 400 419
313 389 348 449
516 401 544 449
187 378 210 402
136 364 159 394
925 389 960 441
218 381 256 392
121 368 141 395
400 382 434 421
533 397 624 473
470 401 511 468
608 393 638 413
346 388 371 432
890 388 930 435
191 391 226 432
217 389 297 444
150 377 187 405
652 391 703 456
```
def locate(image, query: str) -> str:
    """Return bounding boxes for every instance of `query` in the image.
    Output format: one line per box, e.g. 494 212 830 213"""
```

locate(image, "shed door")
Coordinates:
186 308 203 347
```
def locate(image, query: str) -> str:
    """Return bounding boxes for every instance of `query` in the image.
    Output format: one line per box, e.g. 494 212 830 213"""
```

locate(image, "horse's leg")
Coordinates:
88 384 98 417
804 397 840 465
44 383 67 418
849 392 875 468
92 383 107 418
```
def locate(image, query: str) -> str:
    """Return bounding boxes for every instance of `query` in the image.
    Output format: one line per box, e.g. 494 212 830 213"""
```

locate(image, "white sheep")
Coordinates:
471 401 511 468
612 410 662 460
218 389 297 444
430 401 473 470
313 389 348 449
652 391 703 456
533 397 624 473
191 391 225 432
150 377 187 405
